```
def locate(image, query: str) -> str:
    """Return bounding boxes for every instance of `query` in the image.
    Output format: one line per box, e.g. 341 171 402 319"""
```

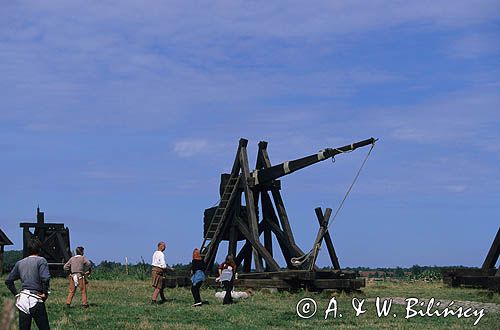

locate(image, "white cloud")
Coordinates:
173 139 210 158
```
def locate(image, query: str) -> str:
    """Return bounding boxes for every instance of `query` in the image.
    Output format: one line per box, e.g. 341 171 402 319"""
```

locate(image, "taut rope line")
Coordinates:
291 140 377 266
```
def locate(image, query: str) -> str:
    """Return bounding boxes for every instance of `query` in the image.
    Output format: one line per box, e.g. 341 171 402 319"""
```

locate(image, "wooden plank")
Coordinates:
235 217 279 271
308 208 331 270
228 222 238 257
314 207 340 270
19 223 66 229
310 278 365 290
263 222 273 271
482 227 500 270
453 276 500 291
442 268 496 277
239 145 264 272
258 143 299 248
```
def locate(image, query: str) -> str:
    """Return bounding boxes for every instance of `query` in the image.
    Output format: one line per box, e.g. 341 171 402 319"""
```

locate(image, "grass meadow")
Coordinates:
1 277 499 329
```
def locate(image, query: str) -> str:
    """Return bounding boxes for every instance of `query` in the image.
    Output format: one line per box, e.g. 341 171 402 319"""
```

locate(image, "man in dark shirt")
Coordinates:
5 238 51 330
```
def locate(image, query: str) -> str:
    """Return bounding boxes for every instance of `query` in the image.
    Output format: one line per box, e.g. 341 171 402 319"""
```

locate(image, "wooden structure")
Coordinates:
19 207 71 276
442 227 500 292
0 229 14 274
199 137 376 291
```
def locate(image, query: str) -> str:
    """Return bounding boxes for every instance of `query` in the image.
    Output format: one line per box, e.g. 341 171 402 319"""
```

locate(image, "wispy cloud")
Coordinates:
173 139 210 158
379 88 500 144
448 32 500 59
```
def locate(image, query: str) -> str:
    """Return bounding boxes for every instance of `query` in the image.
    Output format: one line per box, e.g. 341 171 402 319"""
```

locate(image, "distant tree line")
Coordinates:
1 250 472 281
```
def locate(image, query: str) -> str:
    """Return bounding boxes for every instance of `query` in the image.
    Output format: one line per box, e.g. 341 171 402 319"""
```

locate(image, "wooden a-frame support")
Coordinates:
306 207 341 271
204 139 313 273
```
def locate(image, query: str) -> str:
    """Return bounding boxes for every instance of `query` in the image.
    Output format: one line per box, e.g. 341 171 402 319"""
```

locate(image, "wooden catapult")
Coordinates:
442 227 500 292
197 137 376 291
19 207 71 276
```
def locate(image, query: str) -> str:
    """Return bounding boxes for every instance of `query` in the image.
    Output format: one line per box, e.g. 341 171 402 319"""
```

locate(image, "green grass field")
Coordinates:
1 277 499 329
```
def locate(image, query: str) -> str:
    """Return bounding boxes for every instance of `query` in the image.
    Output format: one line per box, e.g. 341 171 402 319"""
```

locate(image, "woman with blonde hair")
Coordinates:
190 248 206 307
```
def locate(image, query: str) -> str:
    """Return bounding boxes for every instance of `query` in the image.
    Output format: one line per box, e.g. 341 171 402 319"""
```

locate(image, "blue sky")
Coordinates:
1 1 499 268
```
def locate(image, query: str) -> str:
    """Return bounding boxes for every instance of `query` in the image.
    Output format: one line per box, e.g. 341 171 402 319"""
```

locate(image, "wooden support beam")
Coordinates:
315 207 340 270
482 227 500 271
235 220 266 268
271 191 298 246
243 245 252 273
261 193 273 271
261 191 312 269
235 241 251 267
263 218 293 266
263 222 273 271
258 143 299 248
228 222 238 257
308 207 333 271
235 217 279 271
239 145 264 272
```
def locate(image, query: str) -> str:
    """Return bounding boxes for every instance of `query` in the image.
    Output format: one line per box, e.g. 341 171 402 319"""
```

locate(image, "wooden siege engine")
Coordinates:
442 227 500 292
19 207 71 276
199 137 376 291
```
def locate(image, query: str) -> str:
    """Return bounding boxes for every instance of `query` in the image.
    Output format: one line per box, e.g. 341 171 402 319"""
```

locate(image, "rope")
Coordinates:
291 141 376 267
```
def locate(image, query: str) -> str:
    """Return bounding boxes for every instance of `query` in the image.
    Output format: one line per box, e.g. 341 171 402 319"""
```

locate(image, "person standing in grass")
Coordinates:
218 254 236 305
63 246 92 308
4 238 51 330
190 248 206 307
151 241 169 304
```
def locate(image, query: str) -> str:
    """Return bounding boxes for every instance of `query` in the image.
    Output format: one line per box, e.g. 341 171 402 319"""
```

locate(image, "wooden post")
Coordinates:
125 257 129 275
482 227 500 271
315 208 341 270
308 208 333 271
239 144 264 272
228 220 238 257
258 143 299 248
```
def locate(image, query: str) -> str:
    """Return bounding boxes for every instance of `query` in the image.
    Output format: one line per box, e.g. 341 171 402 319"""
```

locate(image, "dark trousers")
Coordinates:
191 282 202 304
222 280 233 304
19 302 50 330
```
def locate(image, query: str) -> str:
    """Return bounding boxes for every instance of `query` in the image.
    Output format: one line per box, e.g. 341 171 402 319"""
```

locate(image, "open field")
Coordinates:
1 277 499 329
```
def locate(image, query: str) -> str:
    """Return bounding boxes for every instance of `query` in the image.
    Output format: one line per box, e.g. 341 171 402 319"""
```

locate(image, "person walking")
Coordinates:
151 241 168 304
63 246 92 308
218 254 236 305
190 248 206 307
4 238 51 330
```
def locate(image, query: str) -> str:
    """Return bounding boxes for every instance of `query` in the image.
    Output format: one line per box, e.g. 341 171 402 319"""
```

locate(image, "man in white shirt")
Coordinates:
151 241 168 304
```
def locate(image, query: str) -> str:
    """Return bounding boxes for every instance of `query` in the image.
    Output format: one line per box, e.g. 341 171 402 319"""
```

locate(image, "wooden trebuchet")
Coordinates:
442 226 500 292
19 207 71 276
198 137 375 291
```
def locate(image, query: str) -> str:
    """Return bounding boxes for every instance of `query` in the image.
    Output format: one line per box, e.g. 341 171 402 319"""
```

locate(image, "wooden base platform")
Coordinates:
164 270 365 292
442 268 500 292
